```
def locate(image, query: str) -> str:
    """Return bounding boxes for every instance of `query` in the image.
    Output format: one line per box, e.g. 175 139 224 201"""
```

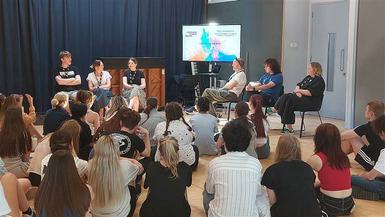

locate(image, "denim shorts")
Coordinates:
317 190 355 217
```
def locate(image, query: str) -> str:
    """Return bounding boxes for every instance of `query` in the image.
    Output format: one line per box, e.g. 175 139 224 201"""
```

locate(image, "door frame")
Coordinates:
306 0 359 128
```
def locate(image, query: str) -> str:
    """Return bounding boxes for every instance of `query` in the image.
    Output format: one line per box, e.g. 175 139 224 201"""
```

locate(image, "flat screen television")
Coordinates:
182 24 241 62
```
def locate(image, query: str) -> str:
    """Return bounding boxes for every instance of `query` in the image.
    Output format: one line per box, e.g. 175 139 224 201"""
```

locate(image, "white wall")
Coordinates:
281 0 310 92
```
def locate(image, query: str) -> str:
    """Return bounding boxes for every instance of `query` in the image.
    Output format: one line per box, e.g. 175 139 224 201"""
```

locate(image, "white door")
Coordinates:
310 0 349 120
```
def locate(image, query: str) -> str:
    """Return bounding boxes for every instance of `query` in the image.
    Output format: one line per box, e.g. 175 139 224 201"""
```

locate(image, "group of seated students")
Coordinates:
0 55 384 217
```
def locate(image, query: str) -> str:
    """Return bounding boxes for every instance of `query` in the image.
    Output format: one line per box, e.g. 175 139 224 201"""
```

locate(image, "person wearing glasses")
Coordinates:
244 58 283 105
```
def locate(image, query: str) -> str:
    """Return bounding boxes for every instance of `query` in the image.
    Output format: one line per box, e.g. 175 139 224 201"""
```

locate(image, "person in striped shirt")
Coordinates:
203 119 270 217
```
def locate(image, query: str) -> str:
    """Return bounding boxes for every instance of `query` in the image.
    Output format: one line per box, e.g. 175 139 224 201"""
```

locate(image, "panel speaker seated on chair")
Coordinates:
273 62 325 135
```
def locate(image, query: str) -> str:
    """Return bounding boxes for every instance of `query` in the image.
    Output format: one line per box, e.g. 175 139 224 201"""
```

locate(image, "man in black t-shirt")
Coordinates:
109 107 151 159
341 100 385 171
54 51 81 98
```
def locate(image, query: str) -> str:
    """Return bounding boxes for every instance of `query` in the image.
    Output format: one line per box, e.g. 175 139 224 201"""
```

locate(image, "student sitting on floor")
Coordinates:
0 106 32 178
35 150 91 217
351 115 385 200
43 92 70 135
262 134 322 217
94 96 128 141
140 97 166 147
203 119 270 217
40 125 88 180
140 136 192 217
1 172 35 217
307 123 355 217
249 94 270 159
88 135 143 217
189 97 219 156
341 100 385 171
154 102 199 170
70 102 93 161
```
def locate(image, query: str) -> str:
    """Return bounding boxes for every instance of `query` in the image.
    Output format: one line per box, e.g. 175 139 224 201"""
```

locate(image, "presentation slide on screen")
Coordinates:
182 25 241 62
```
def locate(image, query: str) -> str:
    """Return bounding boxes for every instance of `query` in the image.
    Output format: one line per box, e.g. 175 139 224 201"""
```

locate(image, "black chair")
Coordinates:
264 86 284 115
282 95 324 138
214 88 245 121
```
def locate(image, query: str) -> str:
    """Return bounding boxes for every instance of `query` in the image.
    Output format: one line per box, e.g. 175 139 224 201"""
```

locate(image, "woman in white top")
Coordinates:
153 102 197 168
88 135 143 217
87 60 112 118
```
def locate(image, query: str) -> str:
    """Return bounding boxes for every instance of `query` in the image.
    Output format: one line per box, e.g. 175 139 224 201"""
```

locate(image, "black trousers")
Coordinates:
274 93 320 125
243 91 275 106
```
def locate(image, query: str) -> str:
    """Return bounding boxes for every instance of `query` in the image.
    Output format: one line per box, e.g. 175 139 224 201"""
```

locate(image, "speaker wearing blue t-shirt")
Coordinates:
244 58 283 106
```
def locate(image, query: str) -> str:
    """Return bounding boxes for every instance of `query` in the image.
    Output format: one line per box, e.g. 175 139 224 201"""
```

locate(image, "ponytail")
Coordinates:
142 97 158 125
249 95 267 138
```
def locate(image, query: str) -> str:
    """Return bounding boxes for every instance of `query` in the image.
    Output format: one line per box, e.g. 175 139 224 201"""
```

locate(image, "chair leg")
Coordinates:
282 124 286 132
318 111 323 124
227 102 232 121
300 112 305 138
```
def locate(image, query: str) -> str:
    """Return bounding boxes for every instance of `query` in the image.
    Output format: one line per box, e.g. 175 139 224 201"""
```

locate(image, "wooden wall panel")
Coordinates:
107 68 166 106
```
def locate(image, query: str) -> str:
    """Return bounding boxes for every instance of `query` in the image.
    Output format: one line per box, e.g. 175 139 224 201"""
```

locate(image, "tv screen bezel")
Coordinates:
181 24 242 63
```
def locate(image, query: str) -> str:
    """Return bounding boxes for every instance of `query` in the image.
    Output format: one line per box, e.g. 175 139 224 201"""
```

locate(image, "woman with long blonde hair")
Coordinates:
140 136 192 217
88 135 142 217
261 134 322 217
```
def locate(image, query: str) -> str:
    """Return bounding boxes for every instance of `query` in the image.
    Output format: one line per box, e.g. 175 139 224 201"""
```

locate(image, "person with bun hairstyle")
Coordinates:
43 92 70 135
140 136 192 217
140 97 166 147
87 59 112 118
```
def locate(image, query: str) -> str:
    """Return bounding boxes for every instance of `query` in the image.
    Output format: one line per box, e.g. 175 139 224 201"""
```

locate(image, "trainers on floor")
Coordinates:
352 185 380 201
281 127 295 134
185 106 196 114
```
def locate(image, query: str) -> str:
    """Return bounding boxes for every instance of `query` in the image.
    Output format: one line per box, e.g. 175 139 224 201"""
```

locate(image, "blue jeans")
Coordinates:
316 189 355 217
351 175 385 199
